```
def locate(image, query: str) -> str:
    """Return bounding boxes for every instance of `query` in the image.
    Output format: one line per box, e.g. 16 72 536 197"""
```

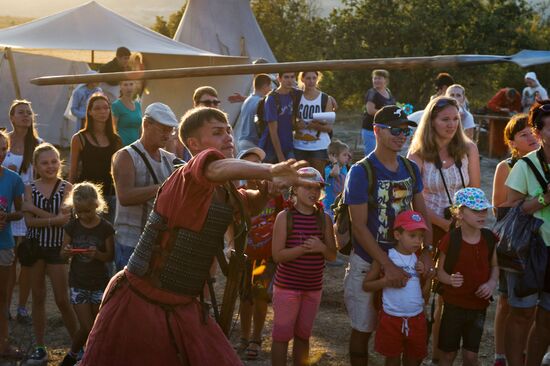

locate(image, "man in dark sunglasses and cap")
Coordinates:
343 105 434 366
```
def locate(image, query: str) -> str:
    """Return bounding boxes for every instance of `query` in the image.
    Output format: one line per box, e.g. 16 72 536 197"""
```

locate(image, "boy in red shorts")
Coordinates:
363 210 430 364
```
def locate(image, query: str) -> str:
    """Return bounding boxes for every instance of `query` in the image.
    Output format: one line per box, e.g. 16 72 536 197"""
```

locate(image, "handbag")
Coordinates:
17 179 61 266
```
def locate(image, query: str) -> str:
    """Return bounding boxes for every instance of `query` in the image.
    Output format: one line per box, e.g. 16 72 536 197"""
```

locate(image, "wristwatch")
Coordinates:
423 244 434 253
538 194 548 207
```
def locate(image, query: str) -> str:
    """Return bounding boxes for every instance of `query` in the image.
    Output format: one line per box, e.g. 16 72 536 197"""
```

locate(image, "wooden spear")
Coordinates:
31 54 508 86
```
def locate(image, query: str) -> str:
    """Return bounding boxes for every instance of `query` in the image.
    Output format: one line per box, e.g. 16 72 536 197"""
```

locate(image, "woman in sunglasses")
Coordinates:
408 96 480 363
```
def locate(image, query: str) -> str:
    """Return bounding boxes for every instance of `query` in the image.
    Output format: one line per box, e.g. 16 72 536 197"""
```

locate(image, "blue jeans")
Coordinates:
361 129 376 156
115 241 135 271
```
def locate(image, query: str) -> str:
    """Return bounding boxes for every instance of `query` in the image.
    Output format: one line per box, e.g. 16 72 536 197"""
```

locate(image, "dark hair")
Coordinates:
254 74 272 90
116 47 131 57
9 100 40 174
179 107 228 146
506 88 518 99
504 114 529 158
435 73 454 89
529 100 550 130
193 86 218 106
83 94 122 148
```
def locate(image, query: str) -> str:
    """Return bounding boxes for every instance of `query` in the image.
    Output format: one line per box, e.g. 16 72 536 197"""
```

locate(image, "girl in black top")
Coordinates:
361 69 396 156
69 93 122 223
60 182 114 365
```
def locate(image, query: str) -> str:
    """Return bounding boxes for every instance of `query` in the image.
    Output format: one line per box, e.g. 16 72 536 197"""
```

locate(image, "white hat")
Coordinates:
525 72 540 85
236 147 266 161
144 103 179 127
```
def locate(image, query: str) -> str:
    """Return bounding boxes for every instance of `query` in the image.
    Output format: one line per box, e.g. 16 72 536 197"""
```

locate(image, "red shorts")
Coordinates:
374 310 427 360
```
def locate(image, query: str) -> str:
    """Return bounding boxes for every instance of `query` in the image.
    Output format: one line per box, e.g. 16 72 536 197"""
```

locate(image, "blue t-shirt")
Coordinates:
343 153 422 262
258 92 295 159
323 163 348 211
0 168 25 249
112 100 142 146
235 93 262 146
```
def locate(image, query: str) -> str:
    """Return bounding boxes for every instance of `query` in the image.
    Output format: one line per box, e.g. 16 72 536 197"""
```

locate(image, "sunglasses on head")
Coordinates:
434 98 458 109
199 99 221 107
374 124 413 137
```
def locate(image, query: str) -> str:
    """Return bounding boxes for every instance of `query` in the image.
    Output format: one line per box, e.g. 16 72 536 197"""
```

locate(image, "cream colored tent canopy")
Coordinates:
0 1 236 63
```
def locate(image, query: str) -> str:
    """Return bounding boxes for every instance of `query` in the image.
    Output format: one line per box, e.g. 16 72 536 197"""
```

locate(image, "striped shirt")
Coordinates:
27 181 66 248
274 208 325 291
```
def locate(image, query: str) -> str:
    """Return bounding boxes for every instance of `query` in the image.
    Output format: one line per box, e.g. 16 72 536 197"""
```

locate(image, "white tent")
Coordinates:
143 0 276 124
0 1 244 146
0 50 89 146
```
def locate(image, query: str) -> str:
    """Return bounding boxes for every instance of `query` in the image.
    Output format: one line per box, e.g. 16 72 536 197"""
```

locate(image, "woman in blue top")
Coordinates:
111 81 142 146
0 130 25 360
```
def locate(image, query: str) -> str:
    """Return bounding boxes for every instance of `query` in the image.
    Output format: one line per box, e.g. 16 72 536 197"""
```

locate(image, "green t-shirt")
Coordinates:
112 100 142 146
506 150 550 246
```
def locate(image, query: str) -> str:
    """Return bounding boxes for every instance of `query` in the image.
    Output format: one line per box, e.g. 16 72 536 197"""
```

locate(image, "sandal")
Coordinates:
234 338 249 354
245 339 262 360
0 345 24 360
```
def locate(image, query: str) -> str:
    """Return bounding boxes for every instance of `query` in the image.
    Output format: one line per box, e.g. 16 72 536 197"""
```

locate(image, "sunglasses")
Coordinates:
374 124 413 137
434 98 459 109
199 99 221 107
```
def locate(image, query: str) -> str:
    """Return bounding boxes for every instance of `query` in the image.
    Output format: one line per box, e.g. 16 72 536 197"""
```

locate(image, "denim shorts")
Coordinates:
115 241 136 271
70 287 104 305
0 248 15 266
439 302 486 353
506 271 550 311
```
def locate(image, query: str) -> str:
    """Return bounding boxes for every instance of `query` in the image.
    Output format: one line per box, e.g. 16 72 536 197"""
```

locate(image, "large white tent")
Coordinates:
143 0 276 124
0 1 245 146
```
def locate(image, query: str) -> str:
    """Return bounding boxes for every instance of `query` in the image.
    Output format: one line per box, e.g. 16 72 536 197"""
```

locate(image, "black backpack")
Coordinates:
331 155 418 255
255 88 303 138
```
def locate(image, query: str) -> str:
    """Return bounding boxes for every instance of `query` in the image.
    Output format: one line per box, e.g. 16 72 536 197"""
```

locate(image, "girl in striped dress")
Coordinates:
271 167 337 366
24 143 78 365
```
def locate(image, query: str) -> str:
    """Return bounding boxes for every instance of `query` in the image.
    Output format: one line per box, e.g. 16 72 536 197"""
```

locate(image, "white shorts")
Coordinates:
344 252 377 333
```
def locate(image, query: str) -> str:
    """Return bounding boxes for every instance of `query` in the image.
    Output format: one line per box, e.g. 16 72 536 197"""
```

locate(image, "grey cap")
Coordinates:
144 102 179 127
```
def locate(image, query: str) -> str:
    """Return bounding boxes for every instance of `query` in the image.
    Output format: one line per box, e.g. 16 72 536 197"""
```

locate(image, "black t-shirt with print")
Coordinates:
362 88 396 130
65 218 114 290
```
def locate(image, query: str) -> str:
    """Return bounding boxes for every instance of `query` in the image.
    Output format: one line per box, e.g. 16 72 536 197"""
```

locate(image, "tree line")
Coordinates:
153 0 550 111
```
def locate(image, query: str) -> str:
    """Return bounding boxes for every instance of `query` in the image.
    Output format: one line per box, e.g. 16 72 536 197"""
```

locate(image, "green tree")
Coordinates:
151 4 186 38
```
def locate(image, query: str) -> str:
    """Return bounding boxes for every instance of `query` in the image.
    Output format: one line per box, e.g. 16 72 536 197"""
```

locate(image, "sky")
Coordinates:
0 0 343 26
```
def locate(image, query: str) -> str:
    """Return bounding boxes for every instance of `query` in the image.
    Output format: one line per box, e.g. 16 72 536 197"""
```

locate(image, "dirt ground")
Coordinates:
5 117 501 365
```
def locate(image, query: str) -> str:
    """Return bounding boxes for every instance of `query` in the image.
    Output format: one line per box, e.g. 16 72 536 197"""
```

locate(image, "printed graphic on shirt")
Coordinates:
376 177 414 241
72 232 102 263
295 104 322 142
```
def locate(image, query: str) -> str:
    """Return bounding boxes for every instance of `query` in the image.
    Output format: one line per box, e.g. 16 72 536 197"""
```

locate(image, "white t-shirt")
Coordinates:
460 107 475 130
293 92 331 151
382 248 424 317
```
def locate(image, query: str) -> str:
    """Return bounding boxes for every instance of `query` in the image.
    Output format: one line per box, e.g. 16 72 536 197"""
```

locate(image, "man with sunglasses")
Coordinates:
343 105 434 366
193 86 222 108
111 102 178 271
506 101 550 366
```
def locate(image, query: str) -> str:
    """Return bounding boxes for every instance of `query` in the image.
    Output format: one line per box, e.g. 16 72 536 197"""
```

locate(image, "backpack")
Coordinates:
433 227 496 295
255 88 303 138
331 155 418 255
245 195 285 261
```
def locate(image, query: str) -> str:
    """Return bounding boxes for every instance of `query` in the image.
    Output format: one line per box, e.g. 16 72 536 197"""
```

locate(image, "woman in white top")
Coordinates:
408 96 480 364
2 100 41 323
522 71 548 113
445 84 476 140
293 71 335 174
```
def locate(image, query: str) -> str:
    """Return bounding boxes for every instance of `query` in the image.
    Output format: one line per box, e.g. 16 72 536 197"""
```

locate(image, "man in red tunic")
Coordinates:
80 107 314 366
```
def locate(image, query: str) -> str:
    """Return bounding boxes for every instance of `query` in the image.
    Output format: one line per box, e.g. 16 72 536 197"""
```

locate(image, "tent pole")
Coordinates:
5 48 22 99
91 50 95 65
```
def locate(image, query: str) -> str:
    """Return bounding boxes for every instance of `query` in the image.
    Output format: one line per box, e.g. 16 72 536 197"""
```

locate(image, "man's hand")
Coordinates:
382 261 409 288
271 159 317 191
450 272 464 288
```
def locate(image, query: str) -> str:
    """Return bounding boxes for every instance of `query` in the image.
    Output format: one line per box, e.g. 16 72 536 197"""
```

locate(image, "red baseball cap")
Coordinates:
394 210 428 231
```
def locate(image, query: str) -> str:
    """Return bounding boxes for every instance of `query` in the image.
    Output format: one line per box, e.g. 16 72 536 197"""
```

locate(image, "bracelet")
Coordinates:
538 194 548 207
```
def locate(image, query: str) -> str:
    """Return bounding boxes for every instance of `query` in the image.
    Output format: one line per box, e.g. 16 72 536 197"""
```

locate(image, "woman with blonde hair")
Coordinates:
408 96 480 363
445 84 476 139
